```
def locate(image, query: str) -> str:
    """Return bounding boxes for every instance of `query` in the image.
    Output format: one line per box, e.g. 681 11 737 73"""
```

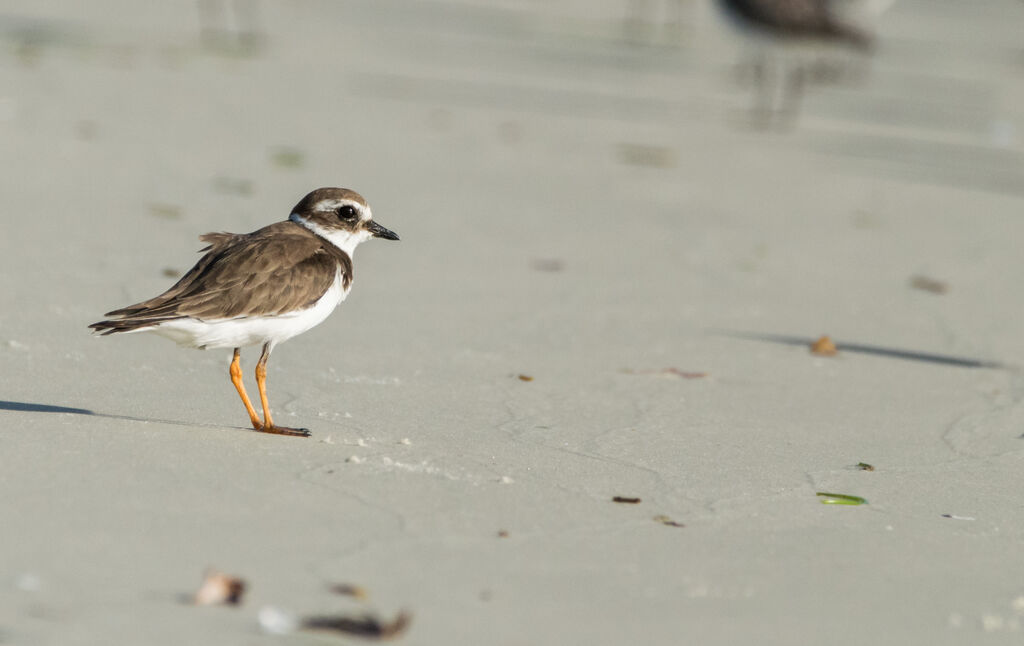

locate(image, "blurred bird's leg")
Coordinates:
778 64 807 128
664 0 692 40
197 0 226 50
234 0 266 54
197 0 265 56
750 55 778 129
734 43 763 87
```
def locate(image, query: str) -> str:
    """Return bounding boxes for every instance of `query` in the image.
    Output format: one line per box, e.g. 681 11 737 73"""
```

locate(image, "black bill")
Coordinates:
367 221 399 240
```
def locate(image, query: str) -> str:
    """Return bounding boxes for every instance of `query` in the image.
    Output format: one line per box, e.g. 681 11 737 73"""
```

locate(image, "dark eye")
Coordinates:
337 205 358 220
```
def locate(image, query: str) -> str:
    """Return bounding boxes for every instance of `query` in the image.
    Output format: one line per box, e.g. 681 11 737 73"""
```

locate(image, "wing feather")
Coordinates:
101 222 347 322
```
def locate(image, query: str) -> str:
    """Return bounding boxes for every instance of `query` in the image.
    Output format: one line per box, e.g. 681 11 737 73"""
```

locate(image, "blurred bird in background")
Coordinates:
716 0 893 127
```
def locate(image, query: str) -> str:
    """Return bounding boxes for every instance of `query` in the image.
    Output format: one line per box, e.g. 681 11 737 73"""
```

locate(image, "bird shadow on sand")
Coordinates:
0 399 244 431
715 331 1009 370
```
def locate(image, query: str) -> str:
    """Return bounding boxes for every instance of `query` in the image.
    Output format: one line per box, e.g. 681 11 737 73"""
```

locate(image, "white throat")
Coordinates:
290 213 372 258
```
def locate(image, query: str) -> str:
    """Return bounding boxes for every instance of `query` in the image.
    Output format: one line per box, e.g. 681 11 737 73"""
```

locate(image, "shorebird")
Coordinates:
716 0 879 126
90 187 399 437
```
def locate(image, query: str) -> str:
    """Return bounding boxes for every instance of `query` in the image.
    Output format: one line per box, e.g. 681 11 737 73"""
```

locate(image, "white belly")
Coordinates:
143 271 349 350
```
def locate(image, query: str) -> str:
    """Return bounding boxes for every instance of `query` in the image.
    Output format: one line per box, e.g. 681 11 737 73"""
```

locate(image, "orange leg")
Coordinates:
254 342 310 437
230 348 263 430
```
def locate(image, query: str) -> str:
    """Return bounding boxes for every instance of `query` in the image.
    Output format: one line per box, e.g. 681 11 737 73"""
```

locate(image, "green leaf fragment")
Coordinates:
816 492 867 506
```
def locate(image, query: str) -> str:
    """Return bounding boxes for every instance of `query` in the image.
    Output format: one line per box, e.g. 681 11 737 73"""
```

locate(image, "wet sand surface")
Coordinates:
1 1 1024 643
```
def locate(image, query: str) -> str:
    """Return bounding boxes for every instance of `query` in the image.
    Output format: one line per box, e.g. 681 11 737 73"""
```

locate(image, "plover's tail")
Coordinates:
88 315 181 336
89 287 192 336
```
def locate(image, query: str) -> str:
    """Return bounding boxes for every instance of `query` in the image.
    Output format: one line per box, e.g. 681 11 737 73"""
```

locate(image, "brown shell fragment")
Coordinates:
810 335 838 356
329 583 369 600
194 570 246 606
909 275 949 294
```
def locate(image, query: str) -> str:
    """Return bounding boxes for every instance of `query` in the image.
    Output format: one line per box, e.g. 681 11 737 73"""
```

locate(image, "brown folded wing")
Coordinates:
96 222 351 329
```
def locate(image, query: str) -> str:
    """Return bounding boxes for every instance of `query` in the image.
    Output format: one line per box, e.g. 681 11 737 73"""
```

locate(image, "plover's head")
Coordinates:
289 187 399 256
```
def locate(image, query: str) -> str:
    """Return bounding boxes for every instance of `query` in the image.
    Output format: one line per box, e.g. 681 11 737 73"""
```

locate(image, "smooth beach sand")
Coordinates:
2 0 1024 643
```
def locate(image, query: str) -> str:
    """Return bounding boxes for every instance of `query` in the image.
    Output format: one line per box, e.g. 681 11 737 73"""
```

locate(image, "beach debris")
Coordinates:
941 514 976 521
613 496 642 504
75 119 97 140
816 492 867 506
259 606 299 635
981 613 1013 633
329 583 369 600
194 570 246 606
212 176 254 195
398 438 411 445
1011 596 1024 614
653 515 685 528
621 368 707 379
909 275 949 295
854 462 875 471
517 374 533 382
270 146 305 169
161 267 181 278
301 609 412 639
147 203 182 219
614 142 677 168
497 120 523 144
497 529 510 538
810 336 838 356
530 258 564 272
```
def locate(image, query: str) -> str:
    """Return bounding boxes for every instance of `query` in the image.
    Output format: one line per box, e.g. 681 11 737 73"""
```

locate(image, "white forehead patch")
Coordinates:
313 198 372 222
